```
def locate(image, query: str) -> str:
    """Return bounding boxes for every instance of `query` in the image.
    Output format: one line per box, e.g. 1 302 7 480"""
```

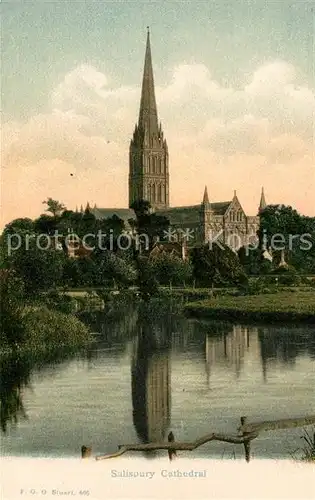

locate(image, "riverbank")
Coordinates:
184 291 315 323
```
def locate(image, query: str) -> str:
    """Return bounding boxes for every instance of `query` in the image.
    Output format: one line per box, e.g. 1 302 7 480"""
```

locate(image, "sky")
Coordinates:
2 0 315 228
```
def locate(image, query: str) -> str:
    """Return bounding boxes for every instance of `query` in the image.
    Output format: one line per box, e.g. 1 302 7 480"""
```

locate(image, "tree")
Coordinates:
98 215 126 251
259 205 315 272
93 249 136 288
10 239 65 295
190 243 248 288
0 269 26 345
1 219 37 269
238 246 272 276
75 257 97 287
3 218 35 235
34 214 60 235
43 198 66 217
258 205 302 249
62 258 81 288
130 200 170 299
150 254 193 286
130 200 170 253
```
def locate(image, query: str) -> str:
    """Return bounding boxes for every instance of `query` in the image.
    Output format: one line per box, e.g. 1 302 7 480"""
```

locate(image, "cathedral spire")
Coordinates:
129 30 169 210
259 187 267 212
138 27 158 138
202 185 210 205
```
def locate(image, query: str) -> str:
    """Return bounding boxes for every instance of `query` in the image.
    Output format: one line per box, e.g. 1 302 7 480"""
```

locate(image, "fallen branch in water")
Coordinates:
95 430 259 461
94 414 315 462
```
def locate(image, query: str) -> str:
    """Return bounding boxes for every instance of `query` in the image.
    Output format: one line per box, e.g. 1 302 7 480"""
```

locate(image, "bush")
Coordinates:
22 306 90 349
273 268 302 286
43 290 78 314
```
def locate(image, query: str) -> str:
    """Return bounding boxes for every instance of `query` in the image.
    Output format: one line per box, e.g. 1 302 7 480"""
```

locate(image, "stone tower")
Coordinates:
129 28 169 210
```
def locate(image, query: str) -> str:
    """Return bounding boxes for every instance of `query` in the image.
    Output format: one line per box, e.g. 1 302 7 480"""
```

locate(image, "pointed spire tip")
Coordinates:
259 186 267 211
202 185 210 205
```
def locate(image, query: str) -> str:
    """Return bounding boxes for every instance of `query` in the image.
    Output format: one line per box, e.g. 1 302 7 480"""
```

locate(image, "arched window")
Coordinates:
152 183 156 202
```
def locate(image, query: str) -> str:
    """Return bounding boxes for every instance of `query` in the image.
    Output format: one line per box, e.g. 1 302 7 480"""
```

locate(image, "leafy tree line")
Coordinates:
239 205 315 275
0 199 192 294
1 200 314 301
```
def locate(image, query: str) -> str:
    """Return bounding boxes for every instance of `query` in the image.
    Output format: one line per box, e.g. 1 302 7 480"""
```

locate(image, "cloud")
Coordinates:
2 59 314 226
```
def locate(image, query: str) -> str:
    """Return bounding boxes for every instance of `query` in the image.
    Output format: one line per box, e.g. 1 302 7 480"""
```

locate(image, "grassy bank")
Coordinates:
184 291 315 323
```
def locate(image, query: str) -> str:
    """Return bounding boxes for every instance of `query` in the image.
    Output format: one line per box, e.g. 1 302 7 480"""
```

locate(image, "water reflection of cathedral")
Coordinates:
131 331 171 443
204 323 315 383
130 319 314 444
205 325 257 380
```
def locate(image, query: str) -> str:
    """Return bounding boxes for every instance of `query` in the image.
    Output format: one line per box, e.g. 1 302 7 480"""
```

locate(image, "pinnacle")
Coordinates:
138 28 159 137
202 186 210 205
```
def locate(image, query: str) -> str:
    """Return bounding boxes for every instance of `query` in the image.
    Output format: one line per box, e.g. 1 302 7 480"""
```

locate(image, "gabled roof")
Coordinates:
92 199 236 225
157 205 200 225
157 201 234 223
210 201 232 215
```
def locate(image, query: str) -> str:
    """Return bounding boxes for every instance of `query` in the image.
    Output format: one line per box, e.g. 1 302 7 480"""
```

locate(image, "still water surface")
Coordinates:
1 311 315 459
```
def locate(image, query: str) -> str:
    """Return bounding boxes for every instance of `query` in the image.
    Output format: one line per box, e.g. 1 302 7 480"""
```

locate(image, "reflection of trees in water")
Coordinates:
258 325 315 370
81 306 138 350
0 356 30 433
79 307 139 367
171 318 205 351
0 349 93 434
131 314 172 455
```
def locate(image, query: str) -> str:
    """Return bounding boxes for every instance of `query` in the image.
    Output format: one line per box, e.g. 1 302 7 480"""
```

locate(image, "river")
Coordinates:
1 309 314 460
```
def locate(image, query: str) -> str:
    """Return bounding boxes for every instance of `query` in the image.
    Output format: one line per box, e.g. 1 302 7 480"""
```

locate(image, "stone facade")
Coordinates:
157 187 261 249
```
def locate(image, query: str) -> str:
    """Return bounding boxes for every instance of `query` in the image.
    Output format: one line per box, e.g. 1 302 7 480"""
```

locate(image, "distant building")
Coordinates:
90 29 267 250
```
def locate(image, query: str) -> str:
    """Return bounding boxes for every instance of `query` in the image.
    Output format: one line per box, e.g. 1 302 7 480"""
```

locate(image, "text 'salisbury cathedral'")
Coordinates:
92 30 266 249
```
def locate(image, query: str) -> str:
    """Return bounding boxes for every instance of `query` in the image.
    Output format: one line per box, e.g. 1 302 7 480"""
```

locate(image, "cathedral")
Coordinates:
92 29 266 249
